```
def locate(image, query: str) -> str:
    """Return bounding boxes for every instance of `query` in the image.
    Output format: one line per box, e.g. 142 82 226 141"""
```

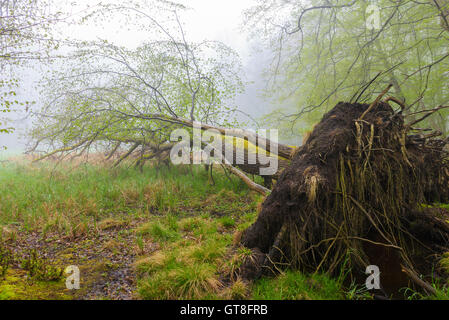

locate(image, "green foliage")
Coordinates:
31 4 244 158
0 0 60 141
20 250 63 281
246 0 449 139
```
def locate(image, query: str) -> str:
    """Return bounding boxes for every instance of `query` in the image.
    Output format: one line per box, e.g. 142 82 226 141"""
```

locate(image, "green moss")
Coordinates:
20 249 63 281
0 284 16 300
0 269 72 300
432 203 449 210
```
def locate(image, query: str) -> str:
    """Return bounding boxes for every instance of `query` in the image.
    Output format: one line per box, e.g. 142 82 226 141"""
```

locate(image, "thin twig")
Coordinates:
401 264 437 296
406 105 449 127
359 84 393 121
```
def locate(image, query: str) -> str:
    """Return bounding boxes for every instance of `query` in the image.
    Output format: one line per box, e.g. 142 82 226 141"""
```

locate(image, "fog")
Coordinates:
0 0 281 154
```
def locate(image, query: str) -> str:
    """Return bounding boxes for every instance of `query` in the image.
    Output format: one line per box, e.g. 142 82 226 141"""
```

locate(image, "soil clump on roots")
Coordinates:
238 99 449 298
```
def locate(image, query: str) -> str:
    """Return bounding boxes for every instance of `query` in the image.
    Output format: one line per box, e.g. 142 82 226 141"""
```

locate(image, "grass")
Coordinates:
1 159 449 300
0 162 249 235
252 271 344 300
137 219 180 242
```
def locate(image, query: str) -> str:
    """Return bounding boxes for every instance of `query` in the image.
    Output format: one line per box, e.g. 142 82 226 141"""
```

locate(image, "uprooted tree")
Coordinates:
27 3 293 193
238 90 449 296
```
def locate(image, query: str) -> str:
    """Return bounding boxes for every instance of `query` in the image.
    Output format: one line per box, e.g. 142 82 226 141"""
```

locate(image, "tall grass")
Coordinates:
0 162 248 235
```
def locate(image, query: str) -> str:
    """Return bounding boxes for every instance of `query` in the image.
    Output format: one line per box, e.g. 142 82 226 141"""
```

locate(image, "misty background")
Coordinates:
0 0 286 155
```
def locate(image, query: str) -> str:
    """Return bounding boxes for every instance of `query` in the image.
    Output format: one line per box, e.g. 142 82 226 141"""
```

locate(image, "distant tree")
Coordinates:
0 0 63 145
29 3 245 162
31 33 244 159
245 0 449 139
29 2 295 194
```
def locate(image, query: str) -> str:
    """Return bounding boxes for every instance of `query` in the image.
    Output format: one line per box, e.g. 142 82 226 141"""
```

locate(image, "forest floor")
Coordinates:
0 159 448 300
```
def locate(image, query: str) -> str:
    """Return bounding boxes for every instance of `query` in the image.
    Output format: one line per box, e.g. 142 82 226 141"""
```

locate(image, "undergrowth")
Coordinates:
1 160 448 299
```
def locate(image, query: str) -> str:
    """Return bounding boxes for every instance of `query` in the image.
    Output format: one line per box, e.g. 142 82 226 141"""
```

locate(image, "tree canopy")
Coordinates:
245 0 449 139
29 3 245 163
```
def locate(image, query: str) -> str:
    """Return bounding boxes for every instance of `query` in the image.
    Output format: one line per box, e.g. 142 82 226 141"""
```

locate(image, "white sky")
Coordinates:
62 0 258 61
0 0 282 153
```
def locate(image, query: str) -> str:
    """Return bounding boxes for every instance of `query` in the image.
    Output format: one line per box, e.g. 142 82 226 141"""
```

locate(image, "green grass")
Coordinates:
135 214 231 299
137 219 180 242
0 161 263 299
0 162 250 235
2 160 449 300
252 271 344 300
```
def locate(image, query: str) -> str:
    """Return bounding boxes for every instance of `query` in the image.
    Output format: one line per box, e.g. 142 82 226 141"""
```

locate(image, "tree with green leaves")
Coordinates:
30 3 241 154
245 0 449 140
0 0 63 146
29 2 294 193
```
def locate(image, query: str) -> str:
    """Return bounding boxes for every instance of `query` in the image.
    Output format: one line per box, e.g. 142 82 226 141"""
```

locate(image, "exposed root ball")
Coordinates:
239 101 449 296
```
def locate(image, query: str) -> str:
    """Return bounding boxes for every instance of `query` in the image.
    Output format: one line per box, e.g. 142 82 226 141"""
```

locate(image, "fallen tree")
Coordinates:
27 4 296 194
30 117 294 193
238 94 449 296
